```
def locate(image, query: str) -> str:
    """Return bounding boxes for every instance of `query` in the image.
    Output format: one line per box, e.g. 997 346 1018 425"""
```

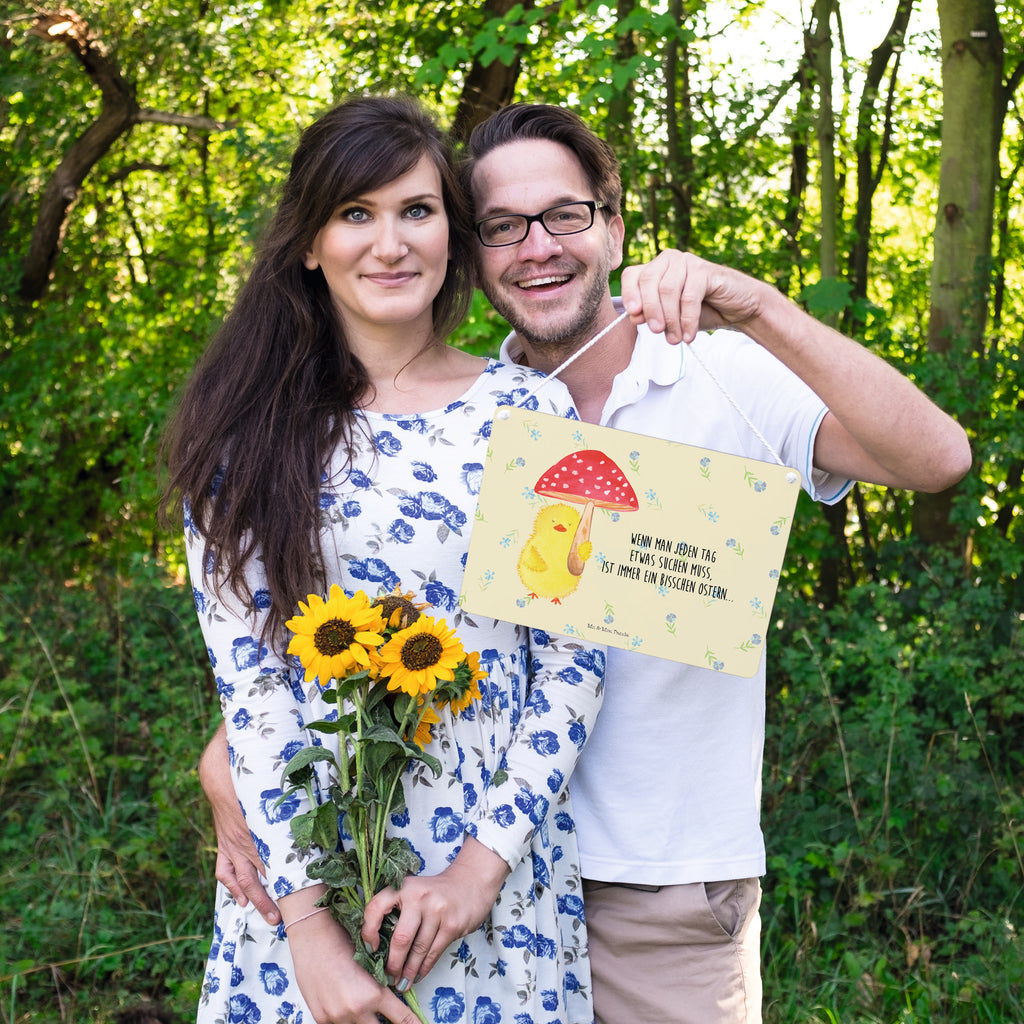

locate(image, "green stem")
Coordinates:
401 985 430 1024
351 684 374 903
371 695 429 874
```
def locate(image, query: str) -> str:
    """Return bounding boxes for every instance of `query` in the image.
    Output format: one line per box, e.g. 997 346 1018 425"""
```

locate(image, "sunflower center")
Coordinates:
376 595 422 629
400 633 444 670
314 618 357 655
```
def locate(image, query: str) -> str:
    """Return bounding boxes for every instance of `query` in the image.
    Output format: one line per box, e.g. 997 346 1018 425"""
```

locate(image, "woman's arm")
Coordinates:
279 886 424 1024
364 632 606 990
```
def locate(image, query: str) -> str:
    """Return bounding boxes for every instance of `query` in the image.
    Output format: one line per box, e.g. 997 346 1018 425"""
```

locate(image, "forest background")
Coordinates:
1 0 1021 1021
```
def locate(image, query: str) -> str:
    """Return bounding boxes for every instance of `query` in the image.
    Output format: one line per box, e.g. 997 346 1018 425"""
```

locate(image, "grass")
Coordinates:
1 547 1020 1023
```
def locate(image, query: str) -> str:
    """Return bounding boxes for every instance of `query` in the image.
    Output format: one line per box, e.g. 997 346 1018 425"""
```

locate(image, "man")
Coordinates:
201 104 970 1023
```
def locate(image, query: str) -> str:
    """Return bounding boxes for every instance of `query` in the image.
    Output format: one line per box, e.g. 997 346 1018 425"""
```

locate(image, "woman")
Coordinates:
163 96 605 1024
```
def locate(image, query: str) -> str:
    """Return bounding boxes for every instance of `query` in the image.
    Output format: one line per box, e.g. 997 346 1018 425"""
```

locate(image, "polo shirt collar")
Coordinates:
498 296 689 394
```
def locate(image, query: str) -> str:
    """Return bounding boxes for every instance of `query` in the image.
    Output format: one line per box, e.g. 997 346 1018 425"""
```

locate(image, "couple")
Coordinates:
170 97 970 1024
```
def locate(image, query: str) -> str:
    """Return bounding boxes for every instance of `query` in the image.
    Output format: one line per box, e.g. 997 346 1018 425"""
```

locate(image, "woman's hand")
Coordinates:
361 836 511 991
281 891 423 1024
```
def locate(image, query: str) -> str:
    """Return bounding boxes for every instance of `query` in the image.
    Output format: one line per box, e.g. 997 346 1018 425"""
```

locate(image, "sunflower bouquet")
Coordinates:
278 583 484 1019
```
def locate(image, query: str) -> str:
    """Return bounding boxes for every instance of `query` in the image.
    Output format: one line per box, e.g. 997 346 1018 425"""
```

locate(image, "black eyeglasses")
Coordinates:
474 200 608 247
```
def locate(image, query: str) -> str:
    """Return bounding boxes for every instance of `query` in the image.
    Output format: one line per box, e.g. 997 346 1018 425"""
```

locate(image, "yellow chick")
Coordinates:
517 503 593 603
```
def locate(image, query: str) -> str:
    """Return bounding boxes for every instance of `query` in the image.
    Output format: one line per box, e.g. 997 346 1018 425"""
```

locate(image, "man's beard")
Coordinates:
482 260 611 356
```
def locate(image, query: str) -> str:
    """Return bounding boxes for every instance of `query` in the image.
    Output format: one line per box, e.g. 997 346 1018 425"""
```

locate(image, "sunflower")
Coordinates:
448 650 486 716
407 701 441 749
372 585 428 630
285 584 386 683
377 616 466 697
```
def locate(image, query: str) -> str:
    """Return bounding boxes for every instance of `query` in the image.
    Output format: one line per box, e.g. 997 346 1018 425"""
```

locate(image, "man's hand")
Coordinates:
199 723 282 926
620 249 764 344
361 836 510 991
621 249 971 492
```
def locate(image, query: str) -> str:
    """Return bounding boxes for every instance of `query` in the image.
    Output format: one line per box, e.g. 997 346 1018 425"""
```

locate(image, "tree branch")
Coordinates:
137 109 236 131
18 8 235 301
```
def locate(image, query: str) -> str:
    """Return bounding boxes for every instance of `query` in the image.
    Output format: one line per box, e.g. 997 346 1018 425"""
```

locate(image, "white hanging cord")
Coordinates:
523 310 631 392
681 343 787 467
508 310 789 470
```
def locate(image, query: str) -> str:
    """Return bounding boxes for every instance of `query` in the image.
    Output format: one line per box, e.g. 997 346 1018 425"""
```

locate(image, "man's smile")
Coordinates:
516 274 573 290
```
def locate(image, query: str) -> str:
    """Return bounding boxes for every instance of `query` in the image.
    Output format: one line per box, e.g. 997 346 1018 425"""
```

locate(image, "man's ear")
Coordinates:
608 213 625 271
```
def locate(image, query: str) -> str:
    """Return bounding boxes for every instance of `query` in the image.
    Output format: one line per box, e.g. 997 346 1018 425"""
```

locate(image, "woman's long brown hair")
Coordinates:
161 96 474 650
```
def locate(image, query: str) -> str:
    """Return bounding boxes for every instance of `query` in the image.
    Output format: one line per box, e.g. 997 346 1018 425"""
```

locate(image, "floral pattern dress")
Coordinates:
189 360 606 1024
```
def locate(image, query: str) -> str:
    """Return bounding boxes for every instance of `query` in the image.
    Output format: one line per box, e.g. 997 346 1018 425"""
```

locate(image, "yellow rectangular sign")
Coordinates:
461 407 802 677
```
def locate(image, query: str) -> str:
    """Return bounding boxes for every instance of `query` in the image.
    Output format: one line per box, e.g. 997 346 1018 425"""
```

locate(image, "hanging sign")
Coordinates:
461 406 802 677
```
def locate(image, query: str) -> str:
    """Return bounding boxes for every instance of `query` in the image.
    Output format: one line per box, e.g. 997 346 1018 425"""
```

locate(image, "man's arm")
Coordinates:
198 721 282 925
621 251 972 492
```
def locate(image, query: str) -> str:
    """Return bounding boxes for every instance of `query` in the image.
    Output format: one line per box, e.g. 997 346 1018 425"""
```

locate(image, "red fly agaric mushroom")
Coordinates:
534 450 639 575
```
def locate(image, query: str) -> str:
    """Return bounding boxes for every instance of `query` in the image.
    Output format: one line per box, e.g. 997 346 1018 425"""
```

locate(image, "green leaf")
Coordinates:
311 801 341 850
800 277 853 320
281 745 337 788
288 808 319 849
302 717 351 734
309 849 362 890
362 738 410 781
379 837 422 891
353 941 388 984
409 747 443 778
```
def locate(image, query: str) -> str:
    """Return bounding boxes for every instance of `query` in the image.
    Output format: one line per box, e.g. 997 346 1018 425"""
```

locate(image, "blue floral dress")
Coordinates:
189 360 605 1024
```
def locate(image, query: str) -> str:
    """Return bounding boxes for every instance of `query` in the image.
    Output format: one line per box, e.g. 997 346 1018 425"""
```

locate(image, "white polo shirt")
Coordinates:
500 308 851 884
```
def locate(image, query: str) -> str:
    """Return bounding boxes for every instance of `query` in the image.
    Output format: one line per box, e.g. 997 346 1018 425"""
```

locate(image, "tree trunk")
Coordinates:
606 0 637 198
664 0 693 249
848 0 913 311
806 0 838 291
450 0 535 144
19 10 139 300
913 0 1003 545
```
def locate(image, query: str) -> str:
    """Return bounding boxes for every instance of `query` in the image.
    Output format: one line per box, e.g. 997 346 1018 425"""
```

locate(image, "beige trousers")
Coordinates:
581 878 762 1024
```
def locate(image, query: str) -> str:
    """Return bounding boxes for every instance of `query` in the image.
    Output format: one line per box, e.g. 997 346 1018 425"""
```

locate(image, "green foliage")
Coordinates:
762 540 1024 1023
0 554 216 1021
1 0 1022 1019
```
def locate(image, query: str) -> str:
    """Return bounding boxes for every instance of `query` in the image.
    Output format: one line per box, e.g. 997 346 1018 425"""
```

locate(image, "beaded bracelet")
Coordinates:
283 906 329 931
